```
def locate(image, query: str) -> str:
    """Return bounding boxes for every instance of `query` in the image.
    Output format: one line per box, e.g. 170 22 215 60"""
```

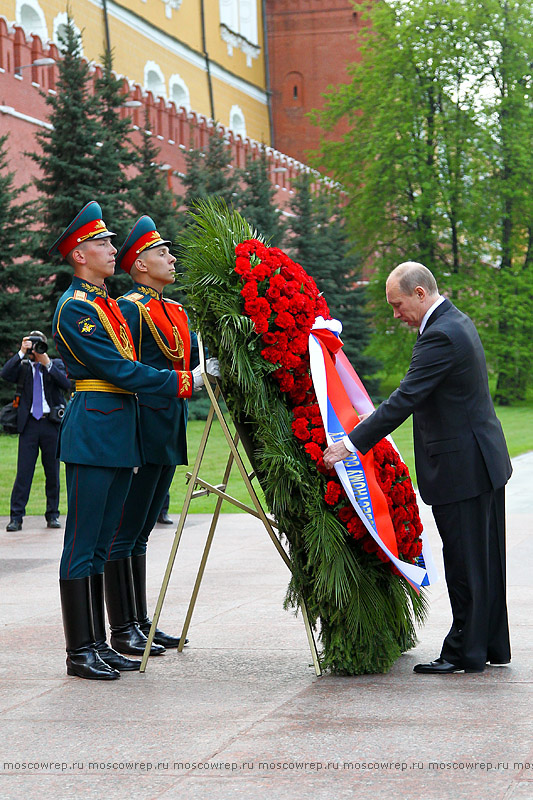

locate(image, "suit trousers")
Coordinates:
10 416 61 521
106 463 176 561
432 487 511 670
60 463 133 579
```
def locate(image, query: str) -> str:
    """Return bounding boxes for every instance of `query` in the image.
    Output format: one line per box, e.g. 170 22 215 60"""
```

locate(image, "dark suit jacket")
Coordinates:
348 299 512 506
0 354 71 433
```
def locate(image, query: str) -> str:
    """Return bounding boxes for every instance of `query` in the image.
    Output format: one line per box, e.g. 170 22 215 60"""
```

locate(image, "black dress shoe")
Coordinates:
414 658 464 674
157 511 173 525
6 519 22 532
47 518 61 529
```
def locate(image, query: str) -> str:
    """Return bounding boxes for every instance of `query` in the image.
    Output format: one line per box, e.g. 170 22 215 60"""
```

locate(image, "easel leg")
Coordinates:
140 398 218 672
177 439 237 651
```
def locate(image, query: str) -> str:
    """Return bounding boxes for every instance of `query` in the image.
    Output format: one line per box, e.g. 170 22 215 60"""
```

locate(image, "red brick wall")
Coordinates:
265 0 367 165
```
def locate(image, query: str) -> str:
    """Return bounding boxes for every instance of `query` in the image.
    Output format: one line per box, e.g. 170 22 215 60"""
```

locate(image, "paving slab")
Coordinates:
0 452 531 800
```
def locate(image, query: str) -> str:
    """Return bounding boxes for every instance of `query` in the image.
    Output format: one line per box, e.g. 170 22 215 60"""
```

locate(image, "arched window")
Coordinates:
17 0 48 42
230 105 246 138
169 74 190 111
144 61 166 101
53 12 83 54
283 71 304 108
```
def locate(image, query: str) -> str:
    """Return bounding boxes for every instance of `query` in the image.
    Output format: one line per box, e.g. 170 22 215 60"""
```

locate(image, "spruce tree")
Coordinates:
129 109 186 300
29 15 101 303
235 145 285 246
181 126 237 212
29 20 140 304
289 173 379 390
130 109 183 243
0 135 46 403
93 48 138 243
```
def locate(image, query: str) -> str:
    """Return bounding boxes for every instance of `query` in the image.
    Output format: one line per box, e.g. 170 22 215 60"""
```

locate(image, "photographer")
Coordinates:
1 331 71 532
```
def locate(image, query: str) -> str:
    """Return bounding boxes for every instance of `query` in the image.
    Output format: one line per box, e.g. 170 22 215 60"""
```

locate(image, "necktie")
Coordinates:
32 365 43 420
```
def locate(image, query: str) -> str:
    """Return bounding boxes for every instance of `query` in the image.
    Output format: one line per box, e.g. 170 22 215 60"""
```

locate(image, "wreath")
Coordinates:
181 200 427 674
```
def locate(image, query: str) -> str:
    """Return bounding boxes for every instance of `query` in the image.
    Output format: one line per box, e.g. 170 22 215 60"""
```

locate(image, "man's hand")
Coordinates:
20 337 33 355
33 350 51 367
323 440 352 469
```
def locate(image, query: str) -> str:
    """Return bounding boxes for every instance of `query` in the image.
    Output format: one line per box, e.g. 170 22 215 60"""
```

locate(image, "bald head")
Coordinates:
389 262 439 296
386 261 440 328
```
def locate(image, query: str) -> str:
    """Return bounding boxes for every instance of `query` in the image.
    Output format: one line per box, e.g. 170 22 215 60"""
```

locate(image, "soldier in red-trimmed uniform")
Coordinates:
106 216 218 650
50 202 200 681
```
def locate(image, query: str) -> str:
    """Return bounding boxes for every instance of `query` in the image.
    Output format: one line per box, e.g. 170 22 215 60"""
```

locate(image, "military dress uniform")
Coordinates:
49 202 194 680
107 216 199 648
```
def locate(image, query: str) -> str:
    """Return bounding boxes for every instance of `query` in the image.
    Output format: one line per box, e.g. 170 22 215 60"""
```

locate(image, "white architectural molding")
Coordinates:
53 12 83 55
220 23 260 67
169 73 191 112
161 0 182 19
144 60 167 100
229 104 246 138
16 0 48 42
0 104 53 129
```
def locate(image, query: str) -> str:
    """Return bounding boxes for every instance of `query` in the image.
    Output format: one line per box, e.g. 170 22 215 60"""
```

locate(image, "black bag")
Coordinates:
0 401 19 434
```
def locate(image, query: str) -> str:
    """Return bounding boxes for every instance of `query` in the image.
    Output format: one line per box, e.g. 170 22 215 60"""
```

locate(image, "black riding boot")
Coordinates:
104 557 165 656
90 573 141 671
131 553 185 648
59 577 119 680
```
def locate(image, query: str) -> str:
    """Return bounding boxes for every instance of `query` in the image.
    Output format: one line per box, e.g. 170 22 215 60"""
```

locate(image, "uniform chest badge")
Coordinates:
77 316 96 335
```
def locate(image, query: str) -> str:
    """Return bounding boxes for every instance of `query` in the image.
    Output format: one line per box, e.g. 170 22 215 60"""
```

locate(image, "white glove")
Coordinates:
192 358 221 390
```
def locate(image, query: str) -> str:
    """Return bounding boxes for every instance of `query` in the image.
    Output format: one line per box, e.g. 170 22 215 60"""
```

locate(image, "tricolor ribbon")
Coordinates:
309 317 438 591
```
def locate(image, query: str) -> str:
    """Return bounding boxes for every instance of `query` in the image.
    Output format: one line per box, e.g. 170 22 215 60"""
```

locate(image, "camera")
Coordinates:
49 404 66 423
27 334 48 355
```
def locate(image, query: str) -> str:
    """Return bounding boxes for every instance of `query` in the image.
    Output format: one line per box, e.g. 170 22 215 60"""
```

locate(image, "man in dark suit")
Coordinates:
323 261 512 674
1 331 71 531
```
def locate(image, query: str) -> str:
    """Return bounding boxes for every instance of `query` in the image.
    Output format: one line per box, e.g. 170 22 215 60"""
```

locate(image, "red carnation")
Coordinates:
240 281 258 300
324 481 342 505
304 442 323 462
251 264 272 282
338 506 354 523
347 515 366 539
310 426 326 445
292 418 311 441
253 315 269 334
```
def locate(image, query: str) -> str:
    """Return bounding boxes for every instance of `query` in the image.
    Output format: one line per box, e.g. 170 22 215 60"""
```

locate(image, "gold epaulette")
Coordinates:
75 380 134 394
122 292 145 302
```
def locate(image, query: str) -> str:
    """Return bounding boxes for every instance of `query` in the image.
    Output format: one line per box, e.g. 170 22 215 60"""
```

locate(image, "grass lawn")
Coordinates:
0 402 531 517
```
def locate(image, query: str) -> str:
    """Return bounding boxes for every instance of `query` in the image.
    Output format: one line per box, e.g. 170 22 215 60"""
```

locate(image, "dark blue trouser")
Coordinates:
10 416 61 521
107 463 176 560
60 463 133 579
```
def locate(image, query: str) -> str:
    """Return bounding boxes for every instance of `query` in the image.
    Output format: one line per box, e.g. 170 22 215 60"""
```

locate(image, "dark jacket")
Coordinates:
349 299 512 506
1 353 71 434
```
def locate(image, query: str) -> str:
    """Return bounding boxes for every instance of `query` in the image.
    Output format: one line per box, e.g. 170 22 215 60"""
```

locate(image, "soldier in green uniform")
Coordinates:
50 202 197 681
106 216 218 648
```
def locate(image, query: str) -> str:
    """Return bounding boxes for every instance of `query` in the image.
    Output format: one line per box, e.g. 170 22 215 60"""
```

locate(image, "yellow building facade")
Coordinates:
3 0 271 143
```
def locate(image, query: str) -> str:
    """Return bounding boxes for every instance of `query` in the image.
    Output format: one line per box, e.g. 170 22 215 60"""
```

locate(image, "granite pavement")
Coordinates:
0 452 532 800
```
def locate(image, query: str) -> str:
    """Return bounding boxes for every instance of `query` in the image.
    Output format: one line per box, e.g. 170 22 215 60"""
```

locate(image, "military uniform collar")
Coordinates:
133 282 162 300
72 275 108 298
